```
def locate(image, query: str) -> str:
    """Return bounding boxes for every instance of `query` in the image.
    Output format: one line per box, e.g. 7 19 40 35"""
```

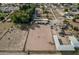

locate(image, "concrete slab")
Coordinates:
25 25 56 52
0 29 28 52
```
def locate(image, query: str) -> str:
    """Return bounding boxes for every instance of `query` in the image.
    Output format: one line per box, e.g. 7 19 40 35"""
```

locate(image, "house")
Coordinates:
64 12 74 19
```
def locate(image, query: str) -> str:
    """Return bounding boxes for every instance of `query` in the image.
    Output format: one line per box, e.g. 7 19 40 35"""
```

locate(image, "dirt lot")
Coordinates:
0 25 28 52
25 25 56 52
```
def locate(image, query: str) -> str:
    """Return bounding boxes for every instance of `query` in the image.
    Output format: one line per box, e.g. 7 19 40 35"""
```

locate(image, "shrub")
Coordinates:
74 26 79 31
73 19 76 22
64 8 69 12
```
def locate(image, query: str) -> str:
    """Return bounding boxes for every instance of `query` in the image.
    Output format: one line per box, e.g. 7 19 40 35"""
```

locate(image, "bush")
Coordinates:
63 20 70 24
75 16 79 19
73 19 76 22
77 4 79 10
64 8 69 12
0 17 4 21
0 13 7 21
74 14 79 19
73 15 79 22
74 26 79 31
70 24 74 29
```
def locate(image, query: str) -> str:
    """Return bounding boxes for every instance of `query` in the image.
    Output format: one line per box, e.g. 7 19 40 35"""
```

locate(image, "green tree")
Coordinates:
64 8 69 12
11 4 35 24
73 19 76 22
74 26 79 31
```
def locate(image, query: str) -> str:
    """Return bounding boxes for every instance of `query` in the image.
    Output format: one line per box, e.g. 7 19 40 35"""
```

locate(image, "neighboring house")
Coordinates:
70 8 79 15
64 12 74 19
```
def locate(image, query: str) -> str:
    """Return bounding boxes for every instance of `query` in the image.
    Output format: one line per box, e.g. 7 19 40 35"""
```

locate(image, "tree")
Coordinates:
20 4 29 10
0 13 6 21
74 26 79 31
11 4 35 24
64 8 69 12
77 4 79 10
0 17 4 21
11 11 30 23
44 10 49 14
63 20 70 25
75 15 79 19
73 19 76 22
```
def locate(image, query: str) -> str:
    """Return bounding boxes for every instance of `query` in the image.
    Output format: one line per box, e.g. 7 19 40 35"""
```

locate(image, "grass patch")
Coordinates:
0 22 14 30
0 12 8 21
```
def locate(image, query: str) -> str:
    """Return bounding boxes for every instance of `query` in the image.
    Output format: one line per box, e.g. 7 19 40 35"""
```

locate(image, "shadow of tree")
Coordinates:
16 23 41 31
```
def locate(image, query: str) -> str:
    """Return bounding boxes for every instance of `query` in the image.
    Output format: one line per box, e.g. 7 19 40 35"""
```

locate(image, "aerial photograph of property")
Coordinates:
0 3 79 55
